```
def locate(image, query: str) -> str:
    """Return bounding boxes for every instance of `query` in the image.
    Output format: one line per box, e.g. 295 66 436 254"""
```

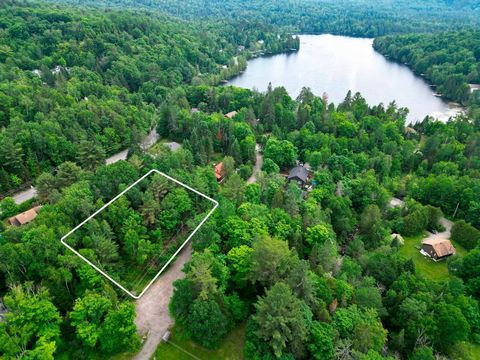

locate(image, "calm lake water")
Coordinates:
227 34 462 123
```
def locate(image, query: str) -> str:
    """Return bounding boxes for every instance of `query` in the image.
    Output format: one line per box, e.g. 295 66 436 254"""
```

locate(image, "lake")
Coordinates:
227 34 462 123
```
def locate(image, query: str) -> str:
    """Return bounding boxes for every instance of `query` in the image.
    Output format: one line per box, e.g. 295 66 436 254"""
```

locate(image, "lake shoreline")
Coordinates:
225 34 464 123
372 41 467 115
375 54 467 120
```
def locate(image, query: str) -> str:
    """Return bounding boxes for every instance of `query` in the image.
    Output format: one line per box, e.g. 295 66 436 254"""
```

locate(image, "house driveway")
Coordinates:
389 197 453 241
424 217 453 241
133 243 192 360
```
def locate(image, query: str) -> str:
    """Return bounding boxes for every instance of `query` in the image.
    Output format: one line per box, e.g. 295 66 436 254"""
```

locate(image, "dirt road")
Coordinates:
247 144 263 184
133 243 192 360
140 128 160 151
106 129 158 165
12 186 37 204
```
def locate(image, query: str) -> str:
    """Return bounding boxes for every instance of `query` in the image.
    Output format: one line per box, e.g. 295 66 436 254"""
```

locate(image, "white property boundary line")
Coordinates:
60 169 219 299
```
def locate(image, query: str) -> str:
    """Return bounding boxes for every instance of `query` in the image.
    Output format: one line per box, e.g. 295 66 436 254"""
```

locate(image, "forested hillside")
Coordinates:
1 1 480 360
52 0 480 37
374 31 480 111
3 80 480 358
0 1 297 194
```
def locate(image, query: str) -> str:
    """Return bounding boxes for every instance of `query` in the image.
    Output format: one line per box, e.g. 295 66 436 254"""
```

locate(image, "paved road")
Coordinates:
247 144 263 184
133 243 192 360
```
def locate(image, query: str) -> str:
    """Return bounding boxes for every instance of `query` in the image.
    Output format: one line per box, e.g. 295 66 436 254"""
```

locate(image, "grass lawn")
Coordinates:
153 323 246 360
399 233 467 281
450 341 480 360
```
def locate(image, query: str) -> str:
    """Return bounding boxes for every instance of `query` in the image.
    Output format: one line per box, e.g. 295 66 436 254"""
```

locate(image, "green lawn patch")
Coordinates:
399 233 467 281
450 341 480 360
153 323 246 360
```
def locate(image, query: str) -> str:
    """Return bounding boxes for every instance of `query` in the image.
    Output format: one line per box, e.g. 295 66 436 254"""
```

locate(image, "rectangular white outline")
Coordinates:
60 169 218 299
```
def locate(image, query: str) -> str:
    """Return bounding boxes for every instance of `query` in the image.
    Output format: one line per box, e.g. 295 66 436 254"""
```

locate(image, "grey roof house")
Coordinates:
287 166 309 186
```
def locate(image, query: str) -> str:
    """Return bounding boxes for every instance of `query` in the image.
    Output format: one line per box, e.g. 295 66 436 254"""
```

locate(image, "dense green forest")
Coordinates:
52 0 480 37
0 1 297 194
3 80 480 358
374 31 480 117
1 1 480 360
61 170 214 296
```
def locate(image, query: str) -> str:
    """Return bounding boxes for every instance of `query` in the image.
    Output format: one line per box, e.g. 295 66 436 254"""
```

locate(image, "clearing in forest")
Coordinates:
61 169 218 299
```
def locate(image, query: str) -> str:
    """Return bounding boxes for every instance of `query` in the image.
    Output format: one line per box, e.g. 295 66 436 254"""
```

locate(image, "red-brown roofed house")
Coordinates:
214 162 224 183
8 206 42 227
420 238 456 261
329 298 338 314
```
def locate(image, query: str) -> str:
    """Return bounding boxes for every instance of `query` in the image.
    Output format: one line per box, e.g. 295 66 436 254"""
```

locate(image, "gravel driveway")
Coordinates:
133 243 192 360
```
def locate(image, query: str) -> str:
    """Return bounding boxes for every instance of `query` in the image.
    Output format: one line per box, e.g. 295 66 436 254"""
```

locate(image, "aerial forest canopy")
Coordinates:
0 1 480 360
51 0 480 37
0 1 297 193
2 78 480 358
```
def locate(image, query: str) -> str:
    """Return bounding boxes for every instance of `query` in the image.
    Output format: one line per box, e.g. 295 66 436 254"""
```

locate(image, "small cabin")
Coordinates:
224 111 238 119
469 84 480 94
214 162 225 183
8 206 42 227
420 238 456 261
287 166 309 188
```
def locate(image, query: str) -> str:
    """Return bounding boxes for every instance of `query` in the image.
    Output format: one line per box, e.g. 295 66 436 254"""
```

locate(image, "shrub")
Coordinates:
451 220 480 250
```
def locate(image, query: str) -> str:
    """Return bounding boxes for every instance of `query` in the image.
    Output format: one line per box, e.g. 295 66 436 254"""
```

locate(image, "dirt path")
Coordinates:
424 217 453 241
247 144 263 184
133 243 192 360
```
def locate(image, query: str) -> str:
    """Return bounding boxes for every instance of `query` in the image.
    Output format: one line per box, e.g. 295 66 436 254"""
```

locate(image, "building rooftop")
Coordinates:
215 162 224 181
8 206 42 226
422 238 456 258
288 166 309 183
469 84 480 94
224 111 238 119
